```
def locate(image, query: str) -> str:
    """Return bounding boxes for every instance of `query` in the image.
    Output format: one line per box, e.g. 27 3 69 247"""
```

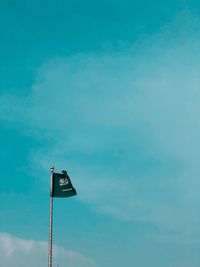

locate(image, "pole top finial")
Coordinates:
50 166 54 172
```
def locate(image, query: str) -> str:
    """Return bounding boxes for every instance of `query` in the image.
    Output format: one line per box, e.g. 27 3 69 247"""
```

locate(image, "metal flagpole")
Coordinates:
48 166 54 267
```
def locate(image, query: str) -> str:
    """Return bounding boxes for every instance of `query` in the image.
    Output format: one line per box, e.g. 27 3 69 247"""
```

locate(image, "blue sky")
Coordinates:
0 1 200 266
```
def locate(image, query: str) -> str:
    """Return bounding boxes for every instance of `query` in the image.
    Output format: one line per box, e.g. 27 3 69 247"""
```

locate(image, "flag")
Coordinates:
52 170 77 198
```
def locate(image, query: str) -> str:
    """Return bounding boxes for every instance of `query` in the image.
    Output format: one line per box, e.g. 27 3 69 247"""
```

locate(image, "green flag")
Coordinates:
52 170 77 198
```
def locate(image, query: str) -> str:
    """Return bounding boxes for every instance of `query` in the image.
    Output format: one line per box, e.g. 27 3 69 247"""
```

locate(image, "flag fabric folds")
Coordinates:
52 171 77 198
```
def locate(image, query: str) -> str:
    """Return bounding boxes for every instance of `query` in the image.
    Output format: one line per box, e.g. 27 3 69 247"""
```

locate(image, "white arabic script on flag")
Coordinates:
59 178 69 186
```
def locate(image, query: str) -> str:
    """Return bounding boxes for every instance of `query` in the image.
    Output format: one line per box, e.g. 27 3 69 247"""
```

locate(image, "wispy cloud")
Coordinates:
0 232 97 267
1 12 200 242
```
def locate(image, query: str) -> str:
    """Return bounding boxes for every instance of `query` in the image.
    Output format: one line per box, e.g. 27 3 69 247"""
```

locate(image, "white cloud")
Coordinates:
0 232 97 267
1 12 200 242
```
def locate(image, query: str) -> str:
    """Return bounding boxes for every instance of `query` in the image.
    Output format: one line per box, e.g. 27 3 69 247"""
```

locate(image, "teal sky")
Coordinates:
0 1 200 266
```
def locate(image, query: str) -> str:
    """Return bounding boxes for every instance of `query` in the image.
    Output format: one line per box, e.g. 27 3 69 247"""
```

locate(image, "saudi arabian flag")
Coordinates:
52 170 77 198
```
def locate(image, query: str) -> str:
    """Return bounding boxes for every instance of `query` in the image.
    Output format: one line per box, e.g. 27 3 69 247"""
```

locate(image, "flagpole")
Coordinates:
48 166 54 267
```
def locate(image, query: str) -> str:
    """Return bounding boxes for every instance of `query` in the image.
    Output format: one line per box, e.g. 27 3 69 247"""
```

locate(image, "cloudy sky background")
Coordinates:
0 1 200 266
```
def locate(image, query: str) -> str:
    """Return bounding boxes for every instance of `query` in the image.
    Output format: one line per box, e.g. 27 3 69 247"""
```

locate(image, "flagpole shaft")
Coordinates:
48 166 54 267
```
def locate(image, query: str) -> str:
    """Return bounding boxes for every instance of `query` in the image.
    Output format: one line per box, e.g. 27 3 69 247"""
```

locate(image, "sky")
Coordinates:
0 0 200 266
